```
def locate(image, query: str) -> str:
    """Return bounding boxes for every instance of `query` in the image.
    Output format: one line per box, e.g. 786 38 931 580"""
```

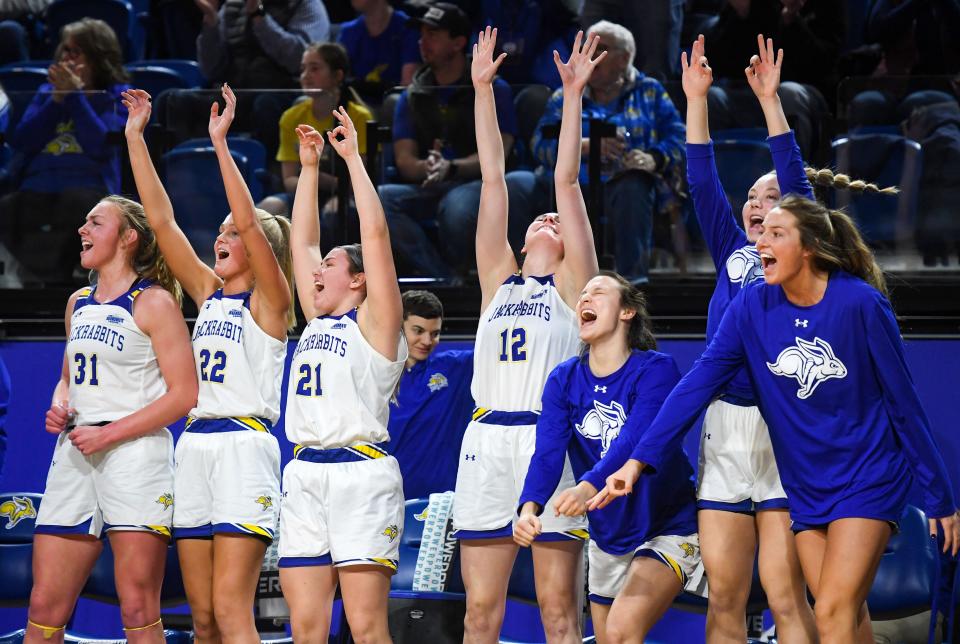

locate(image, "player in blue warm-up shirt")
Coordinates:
593 194 960 643
515 272 700 642
388 290 474 499
682 34 818 642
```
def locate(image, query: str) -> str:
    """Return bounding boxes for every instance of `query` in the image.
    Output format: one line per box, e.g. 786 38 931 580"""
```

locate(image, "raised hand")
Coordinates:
554 30 607 94
325 105 360 160
744 33 783 101
681 34 713 100
122 89 153 138
472 26 507 89
296 124 325 167
208 83 236 143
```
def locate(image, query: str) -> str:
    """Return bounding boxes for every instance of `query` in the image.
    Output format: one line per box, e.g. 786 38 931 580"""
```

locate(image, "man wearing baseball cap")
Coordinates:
378 2 539 280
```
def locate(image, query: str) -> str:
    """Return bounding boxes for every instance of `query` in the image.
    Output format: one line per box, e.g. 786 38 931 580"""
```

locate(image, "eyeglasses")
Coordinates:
61 44 83 58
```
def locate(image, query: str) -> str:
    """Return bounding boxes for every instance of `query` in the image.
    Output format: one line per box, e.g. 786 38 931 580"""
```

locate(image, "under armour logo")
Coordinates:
464 454 476 461
795 319 808 327
594 385 607 393
705 434 711 440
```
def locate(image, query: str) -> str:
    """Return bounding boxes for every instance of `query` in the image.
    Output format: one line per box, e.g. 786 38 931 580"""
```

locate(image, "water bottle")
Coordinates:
601 125 630 176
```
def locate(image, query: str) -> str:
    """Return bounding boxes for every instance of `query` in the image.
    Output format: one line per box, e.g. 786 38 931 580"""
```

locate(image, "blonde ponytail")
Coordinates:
101 195 183 305
803 167 900 196
256 209 296 330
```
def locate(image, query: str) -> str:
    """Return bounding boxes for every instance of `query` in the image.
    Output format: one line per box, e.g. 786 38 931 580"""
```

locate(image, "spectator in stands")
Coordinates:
277 41 373 233
475 0 580 88
532 20 685 284
337 0 421 106
195 0 330 89
703 0 840 157
0 18 130 285
378 3 536 279
388 290 473 500
165 0 330 155
580 0 684 79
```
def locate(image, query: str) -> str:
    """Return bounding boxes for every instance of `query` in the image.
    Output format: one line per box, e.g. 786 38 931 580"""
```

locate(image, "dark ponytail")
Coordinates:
600 270 657 351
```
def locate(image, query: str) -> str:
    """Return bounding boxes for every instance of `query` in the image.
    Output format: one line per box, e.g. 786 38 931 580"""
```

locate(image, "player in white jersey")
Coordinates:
279 108 405 643
454 29 601 643
124 85 294 642
30 196 197 644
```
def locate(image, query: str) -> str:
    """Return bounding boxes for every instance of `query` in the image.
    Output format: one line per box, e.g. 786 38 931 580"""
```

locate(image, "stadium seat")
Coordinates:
831 134 922 247
512 84 552 170
136 59 206 89
712 139 774 215
162 146 249 262
43 0 142 61
867 504 948 644
0 66 48 94
0 492 42 605
124 64 191 100
173 136 267 203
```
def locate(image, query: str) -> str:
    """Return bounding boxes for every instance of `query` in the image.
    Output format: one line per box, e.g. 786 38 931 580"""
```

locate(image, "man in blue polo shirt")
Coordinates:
388 290 474 500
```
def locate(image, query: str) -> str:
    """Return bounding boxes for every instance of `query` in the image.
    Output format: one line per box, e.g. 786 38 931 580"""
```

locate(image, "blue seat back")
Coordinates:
867 504 938 616
162 146 248 261
831 134 922 246
713 139 774 215
174 137 266 202
0 493 42 605
44 0 141 60
0 67 48 94
136 59 206 88
124 65 190 99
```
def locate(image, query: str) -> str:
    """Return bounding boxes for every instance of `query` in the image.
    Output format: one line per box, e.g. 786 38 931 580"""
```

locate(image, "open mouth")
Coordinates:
216 248 230 260
80 240 93 252
750 215 763 227
580 309 597 322
760 252 777 271
314 281 324 294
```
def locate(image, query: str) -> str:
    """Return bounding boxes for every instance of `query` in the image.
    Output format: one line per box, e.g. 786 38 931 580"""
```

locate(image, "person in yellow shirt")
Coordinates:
277 42 373 205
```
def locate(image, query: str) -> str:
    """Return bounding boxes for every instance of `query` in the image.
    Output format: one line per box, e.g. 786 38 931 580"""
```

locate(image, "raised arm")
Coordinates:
209 84 291 339
289 125 327 320
123 89 220 307
68 288 198 456
745 34 788 138
681 36 747 270
472 26 518 305
553 31 602 305
326 107 402 360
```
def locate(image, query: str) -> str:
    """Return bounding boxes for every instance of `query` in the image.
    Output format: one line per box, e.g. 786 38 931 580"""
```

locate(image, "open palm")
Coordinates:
554 31 606 93
208 83 236 142
471 26 507 88
681 34 713 100
122 89 153 136
745 34 783 100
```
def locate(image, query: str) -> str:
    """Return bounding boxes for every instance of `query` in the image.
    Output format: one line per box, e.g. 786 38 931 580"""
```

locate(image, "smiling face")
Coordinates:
742 172 781 243
311 247 365 315
300 49 341 93
756 206 810 286
522 213 563 258
576 275 635 346
78 201 135 270
213 215 253 282
403 314 442 363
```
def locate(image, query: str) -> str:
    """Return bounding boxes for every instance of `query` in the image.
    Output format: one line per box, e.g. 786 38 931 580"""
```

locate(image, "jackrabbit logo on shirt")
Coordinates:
767 337 847 399
726 247 764 286
576 400 627 457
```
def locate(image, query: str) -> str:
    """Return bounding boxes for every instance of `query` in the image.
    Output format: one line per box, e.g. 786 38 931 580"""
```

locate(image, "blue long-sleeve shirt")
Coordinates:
688 130 814 403
388 349 474 500
9 83 128 193
626 272 957 525
519 351 697 554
